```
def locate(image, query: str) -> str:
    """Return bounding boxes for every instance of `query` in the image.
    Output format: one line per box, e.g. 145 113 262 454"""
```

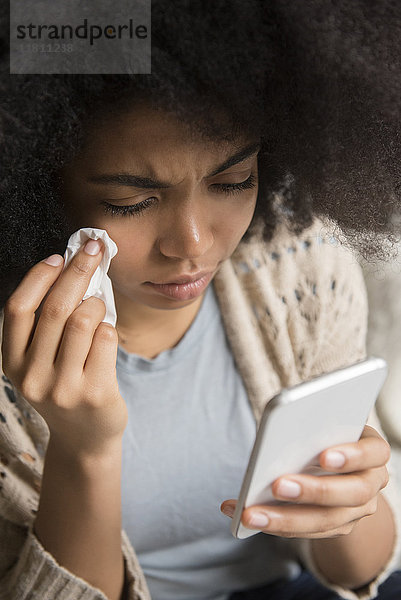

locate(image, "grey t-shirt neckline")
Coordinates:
116 283 216 373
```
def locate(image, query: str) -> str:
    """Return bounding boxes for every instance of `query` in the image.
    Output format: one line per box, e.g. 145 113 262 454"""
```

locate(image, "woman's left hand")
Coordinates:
220 425 391 538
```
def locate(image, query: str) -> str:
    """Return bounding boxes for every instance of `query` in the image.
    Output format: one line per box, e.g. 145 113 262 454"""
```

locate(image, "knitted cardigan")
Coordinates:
0 217 400 600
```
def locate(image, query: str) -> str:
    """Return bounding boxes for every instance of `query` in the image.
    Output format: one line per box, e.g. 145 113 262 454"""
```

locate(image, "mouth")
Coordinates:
148 270 214 285
144 271 215 301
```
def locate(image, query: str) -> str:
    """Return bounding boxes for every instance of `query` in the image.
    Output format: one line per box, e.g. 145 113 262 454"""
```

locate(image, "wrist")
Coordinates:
46 433 123 476
310 494 395 589
34 433 124 600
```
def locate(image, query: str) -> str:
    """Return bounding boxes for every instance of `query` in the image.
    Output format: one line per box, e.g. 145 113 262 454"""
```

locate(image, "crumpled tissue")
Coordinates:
63 228 118 327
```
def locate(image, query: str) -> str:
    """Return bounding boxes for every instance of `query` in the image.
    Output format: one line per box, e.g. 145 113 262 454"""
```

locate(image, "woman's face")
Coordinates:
59 104 260 312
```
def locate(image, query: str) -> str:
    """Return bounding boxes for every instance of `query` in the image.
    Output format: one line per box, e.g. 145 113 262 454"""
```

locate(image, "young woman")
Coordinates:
1 2 401 600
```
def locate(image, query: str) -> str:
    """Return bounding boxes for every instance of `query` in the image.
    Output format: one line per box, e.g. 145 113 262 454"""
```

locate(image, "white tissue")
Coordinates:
63 228 118 327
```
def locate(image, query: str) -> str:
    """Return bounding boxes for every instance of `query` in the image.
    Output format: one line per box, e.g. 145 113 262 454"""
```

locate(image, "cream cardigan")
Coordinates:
0 217 400 600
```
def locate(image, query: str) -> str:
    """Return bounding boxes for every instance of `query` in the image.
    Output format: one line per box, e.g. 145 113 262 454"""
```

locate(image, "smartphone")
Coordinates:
231 356 388 539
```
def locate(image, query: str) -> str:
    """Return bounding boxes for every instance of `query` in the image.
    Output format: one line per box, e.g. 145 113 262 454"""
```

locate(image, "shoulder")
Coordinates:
229 217 368 378
233 217 366 296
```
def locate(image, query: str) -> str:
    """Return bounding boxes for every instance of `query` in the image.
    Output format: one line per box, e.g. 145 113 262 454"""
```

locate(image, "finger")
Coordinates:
1 254 64 377
240 500 377 537
319 426 391 473
27 239 105 368
220 499 356 538
84 321 119 385
271 466 389 506
220 499 237 517
53 296 106 380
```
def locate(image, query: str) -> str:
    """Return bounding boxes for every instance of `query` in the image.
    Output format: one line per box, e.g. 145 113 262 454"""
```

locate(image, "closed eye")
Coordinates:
101 172 257 218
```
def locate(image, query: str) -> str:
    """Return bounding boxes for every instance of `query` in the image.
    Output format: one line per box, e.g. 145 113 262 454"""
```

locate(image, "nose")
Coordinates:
158 203 214 260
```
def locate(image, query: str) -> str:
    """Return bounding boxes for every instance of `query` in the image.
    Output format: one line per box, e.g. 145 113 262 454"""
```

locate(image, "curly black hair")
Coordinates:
0 0 400 308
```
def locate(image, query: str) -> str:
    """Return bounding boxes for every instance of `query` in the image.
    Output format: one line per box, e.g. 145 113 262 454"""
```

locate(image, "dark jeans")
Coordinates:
228 570 401 600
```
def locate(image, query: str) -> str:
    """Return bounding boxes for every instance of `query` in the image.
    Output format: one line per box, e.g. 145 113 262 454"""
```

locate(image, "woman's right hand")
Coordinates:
1 238 128 459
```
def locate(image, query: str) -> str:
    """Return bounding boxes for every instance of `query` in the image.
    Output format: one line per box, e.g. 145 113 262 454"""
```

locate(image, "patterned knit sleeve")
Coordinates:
0 311 150 600
283 219 369 380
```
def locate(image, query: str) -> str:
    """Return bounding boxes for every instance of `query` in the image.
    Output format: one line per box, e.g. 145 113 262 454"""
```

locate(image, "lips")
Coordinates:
144 272 214 301
149 270 214 285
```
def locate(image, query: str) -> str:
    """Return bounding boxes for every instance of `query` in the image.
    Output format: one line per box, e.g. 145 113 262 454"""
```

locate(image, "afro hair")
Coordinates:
0 0 401 307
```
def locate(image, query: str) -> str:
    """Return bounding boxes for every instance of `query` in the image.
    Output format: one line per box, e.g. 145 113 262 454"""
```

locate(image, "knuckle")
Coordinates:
84 296 106 311
329 525 352 538
269 512 290 533
71 260 92 276
358 478 374 505
280 530 298 539
4 297 29 318
49 383 70 408
365 497 378 516
382 440 391 464
319 507 338 532
81 381 105 408
66 312 94 333
317 479 331 504
42 300 70 321
84 389 103 408
340 523 355 536
380 467 390 490
19 375 43 404
82 297 107 320
96 323 118 343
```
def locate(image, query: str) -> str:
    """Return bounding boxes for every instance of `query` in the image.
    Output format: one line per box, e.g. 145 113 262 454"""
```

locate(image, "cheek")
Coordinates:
105 222 154 282
220 196 257 239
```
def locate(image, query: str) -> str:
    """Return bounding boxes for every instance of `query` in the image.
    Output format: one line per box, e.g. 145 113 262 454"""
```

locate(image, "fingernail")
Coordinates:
249 512 269 528
43 254 64 266
325 451 346 468
84 239 101 256
221 504 235 518
276 479 301 498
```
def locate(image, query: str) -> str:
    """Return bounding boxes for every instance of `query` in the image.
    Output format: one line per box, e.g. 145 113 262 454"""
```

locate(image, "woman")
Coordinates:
1 2 401 599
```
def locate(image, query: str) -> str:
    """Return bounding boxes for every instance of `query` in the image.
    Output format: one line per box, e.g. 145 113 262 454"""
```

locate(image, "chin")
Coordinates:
142 295 201 311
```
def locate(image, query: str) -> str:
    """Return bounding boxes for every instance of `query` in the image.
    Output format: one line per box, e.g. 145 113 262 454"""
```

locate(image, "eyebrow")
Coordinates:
87 141 261 189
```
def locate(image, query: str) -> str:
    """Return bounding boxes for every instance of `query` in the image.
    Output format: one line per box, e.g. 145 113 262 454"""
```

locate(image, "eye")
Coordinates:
211 172 257 195
101 197 157 217
100 172 257 218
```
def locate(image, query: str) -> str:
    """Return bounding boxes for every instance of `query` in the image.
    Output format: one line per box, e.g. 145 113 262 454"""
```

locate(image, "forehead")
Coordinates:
70 104 258 178
85 104 245 150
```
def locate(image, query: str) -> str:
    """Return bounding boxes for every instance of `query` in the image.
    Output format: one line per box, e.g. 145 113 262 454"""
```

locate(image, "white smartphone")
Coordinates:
231 356 388 539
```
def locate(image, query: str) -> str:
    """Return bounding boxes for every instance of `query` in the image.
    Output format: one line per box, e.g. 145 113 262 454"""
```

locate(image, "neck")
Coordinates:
113 289 206 359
